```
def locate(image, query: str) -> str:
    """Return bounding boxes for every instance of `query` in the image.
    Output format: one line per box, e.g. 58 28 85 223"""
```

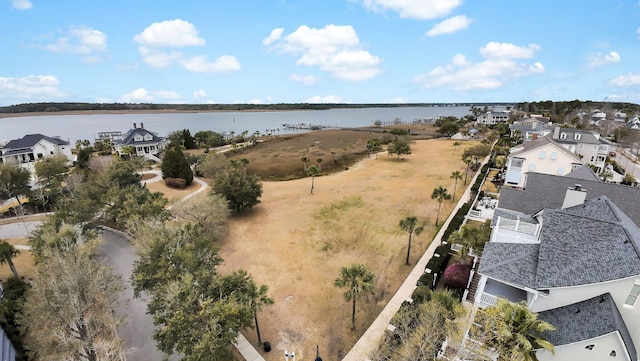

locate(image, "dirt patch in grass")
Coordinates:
144 180 204 204
481 169 500 194
216 135 479 360
0 237 34 281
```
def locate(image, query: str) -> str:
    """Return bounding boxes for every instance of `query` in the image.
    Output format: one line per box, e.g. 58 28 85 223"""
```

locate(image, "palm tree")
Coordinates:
246 280 274 346
462 156 472 185
399 216 424 265
431 186 451 226
308 165 320 194
452 141 461 149
476 299 555 361
301 157 309 171
0 241 20 279
334 263 375 331
450 171 463 201
316 158 323 171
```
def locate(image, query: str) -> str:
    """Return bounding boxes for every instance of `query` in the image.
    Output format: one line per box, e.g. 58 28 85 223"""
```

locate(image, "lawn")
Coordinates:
0 237 34 281
211 135 478 360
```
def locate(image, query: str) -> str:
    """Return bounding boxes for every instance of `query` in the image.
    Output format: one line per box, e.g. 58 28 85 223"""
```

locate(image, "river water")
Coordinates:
0 106 471 145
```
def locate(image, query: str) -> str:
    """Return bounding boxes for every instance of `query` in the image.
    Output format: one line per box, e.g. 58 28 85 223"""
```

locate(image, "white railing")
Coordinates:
479 292 498 307
495 217 539 236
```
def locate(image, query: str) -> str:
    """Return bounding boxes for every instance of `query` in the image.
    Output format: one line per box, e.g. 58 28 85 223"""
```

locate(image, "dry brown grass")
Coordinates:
0 237 34 281
145 179 204 204
214 137 478 360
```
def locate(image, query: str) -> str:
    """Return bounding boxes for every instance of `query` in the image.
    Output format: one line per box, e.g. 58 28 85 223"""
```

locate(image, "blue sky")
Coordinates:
1 0 640 106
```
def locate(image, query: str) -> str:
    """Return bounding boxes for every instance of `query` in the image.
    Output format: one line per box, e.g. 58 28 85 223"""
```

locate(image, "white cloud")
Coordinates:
43 26 107 58
138 47 182 68
413 42 544 91
0 75 67 103
289 74 319 85
305 95 345 103
180 55 240 73
479 42 540 59
118 88 184 103
589 51 621 66
426 15 471 37
263 28 284 45
610 72 640 86
134 19 205 48
11 0 32 10
268 24 382 81
356 0 461 20
134 19 240 74
193 89 208 99
637 27 640 38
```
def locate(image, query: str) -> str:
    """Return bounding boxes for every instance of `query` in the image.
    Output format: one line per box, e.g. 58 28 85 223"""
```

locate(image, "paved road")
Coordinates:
613 145 640 179
98 229 173 361
0 220 39 239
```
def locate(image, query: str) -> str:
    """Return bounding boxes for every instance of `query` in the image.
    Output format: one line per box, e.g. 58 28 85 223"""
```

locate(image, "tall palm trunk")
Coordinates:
254 311 262 345
351 298 356 331
435 202 442 226
405 232 413 265
7 259 19 279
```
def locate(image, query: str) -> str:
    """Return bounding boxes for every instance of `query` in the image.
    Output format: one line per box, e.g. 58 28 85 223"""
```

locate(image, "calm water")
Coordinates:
0 106 471 145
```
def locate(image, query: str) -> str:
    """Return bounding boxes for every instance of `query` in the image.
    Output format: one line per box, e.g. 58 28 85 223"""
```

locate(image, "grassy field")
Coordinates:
208 132 479 360
0 237 34 281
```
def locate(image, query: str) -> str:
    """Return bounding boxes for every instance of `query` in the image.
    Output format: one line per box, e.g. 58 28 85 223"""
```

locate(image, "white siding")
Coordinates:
537 332 631 361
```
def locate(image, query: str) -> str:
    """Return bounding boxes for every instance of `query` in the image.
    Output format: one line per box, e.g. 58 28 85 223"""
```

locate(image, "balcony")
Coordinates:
490 217 539 244
477 279 528 307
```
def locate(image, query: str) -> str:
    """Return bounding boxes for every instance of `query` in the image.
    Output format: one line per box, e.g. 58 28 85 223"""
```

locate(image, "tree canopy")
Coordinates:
213 161 262 212
161 146 194 185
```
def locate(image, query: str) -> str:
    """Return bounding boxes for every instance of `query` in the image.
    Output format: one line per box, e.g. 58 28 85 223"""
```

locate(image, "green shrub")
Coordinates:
417 272 434 288
411 286 432 304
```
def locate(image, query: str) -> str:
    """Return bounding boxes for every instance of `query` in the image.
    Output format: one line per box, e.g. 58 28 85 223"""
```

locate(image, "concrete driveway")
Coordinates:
98 229 175 361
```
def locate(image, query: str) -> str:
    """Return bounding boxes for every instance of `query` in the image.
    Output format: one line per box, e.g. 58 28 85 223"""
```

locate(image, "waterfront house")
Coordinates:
114 123 167 160
0 133 72 171
476 111 509 126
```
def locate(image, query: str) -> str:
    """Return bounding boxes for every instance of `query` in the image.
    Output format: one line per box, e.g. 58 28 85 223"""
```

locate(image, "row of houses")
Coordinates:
0 123 167 172
456 120 640 359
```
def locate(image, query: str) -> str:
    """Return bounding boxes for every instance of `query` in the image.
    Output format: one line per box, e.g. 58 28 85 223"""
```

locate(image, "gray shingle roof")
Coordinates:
538 293 637 361
565 164 600 181
478 243 539 288
481 197 640 288
509 135 581 161
499 172 640 225
3 133 69 149
116 128 164 146
536 203 640 288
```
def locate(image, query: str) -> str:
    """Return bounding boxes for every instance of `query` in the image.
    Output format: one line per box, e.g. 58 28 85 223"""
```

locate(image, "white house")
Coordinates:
473 192 640 361
552 127 609 173
114 123 167 160
477 111 510 126
509 117 553 141
504 135 583 188
0 133 73 172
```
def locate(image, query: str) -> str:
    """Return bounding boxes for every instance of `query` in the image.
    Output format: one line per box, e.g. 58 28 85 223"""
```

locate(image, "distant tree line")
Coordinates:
515 100 640 123
1 102 515 115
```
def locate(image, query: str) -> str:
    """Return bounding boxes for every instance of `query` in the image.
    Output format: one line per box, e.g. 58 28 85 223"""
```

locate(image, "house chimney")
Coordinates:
133 123 137 129
562 184 587 209
141 122 144 129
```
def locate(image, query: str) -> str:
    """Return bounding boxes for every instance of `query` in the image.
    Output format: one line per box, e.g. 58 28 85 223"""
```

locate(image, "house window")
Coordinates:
510 158 523 168
560 133 567 139
624 281 640 308
144 134 153 141
575 133 581 140
593 145 598 151
37 153 43 159
550 152 557 160
539 151 546 159
137 147 143 152
134 135 143 142
585 344 595 350
610 350 616 357
528 163 536 171
557 167 564 175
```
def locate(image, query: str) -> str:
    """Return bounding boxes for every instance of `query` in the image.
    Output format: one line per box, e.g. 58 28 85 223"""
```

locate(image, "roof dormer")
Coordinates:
134 134 143 142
